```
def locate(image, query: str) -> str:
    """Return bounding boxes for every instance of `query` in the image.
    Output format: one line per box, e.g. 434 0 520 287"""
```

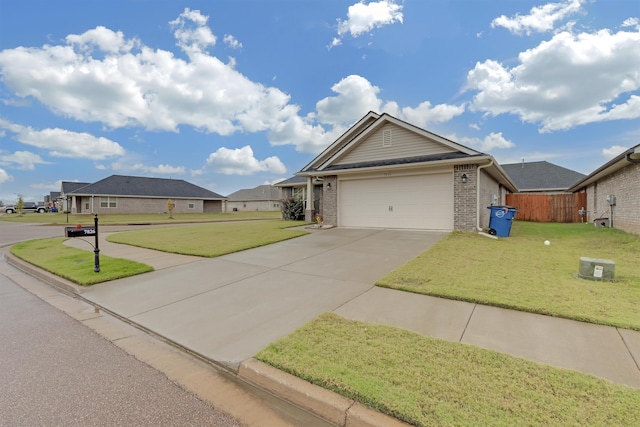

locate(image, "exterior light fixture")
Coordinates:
461 173 468 183
326 182 331 190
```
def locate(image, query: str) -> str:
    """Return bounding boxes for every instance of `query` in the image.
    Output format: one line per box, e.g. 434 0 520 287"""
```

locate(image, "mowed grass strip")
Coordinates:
257 313 640 427
0 210 281 225
377 222 640 330
10 238 153 286
106 220 308 257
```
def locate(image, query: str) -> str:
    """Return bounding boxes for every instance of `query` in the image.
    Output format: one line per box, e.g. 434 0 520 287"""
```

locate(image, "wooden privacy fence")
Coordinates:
505 193 587 223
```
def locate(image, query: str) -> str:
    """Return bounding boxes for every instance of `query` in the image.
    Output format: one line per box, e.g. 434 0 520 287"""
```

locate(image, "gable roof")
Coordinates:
302 112 478 173
296 112 517 192
227 185 282 201
68 175 224 199
501 161 586 192
569 144 640 192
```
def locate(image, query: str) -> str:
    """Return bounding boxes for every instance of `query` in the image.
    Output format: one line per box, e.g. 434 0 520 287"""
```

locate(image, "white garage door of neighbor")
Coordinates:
338 173 453 230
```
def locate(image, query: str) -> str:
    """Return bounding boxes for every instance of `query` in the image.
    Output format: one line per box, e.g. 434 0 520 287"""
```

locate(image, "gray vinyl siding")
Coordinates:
334 123 457 165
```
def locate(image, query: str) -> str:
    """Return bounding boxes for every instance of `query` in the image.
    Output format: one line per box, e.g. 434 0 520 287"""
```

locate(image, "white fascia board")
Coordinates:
301 111 380 172
316 114 480 171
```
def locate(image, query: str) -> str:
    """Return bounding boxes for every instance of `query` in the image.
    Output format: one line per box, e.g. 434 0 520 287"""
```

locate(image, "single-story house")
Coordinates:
62 175 225 214
569 144 640 235
278 111 517 231
501 161 586 193
226 185 282 211
60 181 91 212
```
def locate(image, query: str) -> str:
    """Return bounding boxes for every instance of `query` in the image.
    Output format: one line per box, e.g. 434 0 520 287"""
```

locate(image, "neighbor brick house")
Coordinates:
278 112 517 231
569 144 640 235
61 175 225 214
226 185 282 212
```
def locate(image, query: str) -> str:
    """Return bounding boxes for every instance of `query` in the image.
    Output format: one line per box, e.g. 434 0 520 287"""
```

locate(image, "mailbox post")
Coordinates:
64 214 100 273
93 214 100 272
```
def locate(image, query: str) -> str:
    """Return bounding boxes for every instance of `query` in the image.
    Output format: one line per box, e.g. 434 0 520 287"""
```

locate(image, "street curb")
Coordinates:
4 251 85 295
238 359 412 427
4 250 412 427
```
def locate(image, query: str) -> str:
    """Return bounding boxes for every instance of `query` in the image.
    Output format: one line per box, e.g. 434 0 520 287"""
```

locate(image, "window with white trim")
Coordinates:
293 187 306 200
100 197 117 208
188 201 195 209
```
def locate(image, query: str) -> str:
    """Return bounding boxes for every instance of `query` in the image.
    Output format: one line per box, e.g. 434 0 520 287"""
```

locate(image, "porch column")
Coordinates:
305 176 314 221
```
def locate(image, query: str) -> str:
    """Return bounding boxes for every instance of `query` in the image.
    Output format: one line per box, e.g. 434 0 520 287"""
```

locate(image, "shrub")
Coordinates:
280 197 304 220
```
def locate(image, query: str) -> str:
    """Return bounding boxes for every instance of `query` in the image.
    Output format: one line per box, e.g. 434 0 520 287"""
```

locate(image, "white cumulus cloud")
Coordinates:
454 132 516 152
0 167 14 184
331 0 403 47
0 119 125 160
0 151 50 170
206 145 286 176
491 0 584 35
223 34 243 49
316 75 465 129
602 145 628 159
467 24 640 132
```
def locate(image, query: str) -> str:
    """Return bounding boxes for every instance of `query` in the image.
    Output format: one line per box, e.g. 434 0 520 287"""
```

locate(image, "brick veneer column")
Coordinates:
454 164 478 231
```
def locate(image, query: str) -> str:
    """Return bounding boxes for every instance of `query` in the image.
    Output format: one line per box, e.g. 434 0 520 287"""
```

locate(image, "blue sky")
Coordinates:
0 0 638 203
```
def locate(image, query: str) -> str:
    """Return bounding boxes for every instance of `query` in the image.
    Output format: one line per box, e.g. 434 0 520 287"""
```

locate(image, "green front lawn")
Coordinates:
257 313 640 427
0 210 281 225
377 222 640 330
10 238 153 286
106 220 308 257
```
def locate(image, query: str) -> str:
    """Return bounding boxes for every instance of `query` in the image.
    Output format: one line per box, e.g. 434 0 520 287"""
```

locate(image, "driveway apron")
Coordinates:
81 228 447 369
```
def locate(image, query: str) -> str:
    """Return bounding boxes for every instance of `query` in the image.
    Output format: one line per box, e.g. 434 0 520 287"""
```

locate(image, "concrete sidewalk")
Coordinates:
62 227 640 388
5 225 640 425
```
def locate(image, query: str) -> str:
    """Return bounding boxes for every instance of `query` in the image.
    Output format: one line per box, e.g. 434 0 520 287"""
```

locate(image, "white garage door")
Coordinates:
338 173 453 230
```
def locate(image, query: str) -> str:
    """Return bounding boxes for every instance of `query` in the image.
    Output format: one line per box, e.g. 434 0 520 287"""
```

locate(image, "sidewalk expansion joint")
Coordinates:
617 327 640 372
459 303 477 342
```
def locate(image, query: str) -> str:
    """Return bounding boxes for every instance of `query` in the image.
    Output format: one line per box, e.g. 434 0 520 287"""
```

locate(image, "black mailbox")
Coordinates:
65 225 97 238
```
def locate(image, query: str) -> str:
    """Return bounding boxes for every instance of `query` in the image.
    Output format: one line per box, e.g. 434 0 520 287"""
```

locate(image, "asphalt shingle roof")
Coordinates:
501 161 586 192
68 175 224 199
274 176 307 186
61 181 91 194
226 185 282 201
321 152 476 172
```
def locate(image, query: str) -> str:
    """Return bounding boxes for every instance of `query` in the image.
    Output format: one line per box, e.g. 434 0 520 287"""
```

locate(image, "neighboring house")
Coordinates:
60 181 91 212
502 161 588 223
501 161 586 193
279 111 517 231
569 144 640 236
45 191 61 211
63 175 225 214
226 185 282 211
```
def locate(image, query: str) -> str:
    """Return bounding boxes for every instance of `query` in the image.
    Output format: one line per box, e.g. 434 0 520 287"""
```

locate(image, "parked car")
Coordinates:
4 202 48 214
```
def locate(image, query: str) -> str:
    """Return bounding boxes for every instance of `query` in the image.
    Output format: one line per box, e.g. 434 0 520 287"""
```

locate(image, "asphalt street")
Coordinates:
0 260 242 427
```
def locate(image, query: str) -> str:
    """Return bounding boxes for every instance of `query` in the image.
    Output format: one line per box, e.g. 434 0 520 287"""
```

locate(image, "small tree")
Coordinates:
280 197 304 220
16 194 25 216
167 199 175 219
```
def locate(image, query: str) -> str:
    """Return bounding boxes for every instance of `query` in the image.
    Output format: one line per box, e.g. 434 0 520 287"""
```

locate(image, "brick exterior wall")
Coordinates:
585 162 640 235
454 164 477 230
227 200 280 212
73 196 222 214
322 176 338 226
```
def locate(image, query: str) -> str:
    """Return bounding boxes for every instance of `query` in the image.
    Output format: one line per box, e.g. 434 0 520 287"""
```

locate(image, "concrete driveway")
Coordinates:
81 228 447 369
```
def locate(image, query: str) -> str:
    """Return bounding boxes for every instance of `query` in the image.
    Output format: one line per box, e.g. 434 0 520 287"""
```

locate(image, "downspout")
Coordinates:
476 159 493 231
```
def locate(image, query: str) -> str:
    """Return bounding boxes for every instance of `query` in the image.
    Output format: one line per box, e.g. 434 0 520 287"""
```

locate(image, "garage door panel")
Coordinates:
338 173 453 230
